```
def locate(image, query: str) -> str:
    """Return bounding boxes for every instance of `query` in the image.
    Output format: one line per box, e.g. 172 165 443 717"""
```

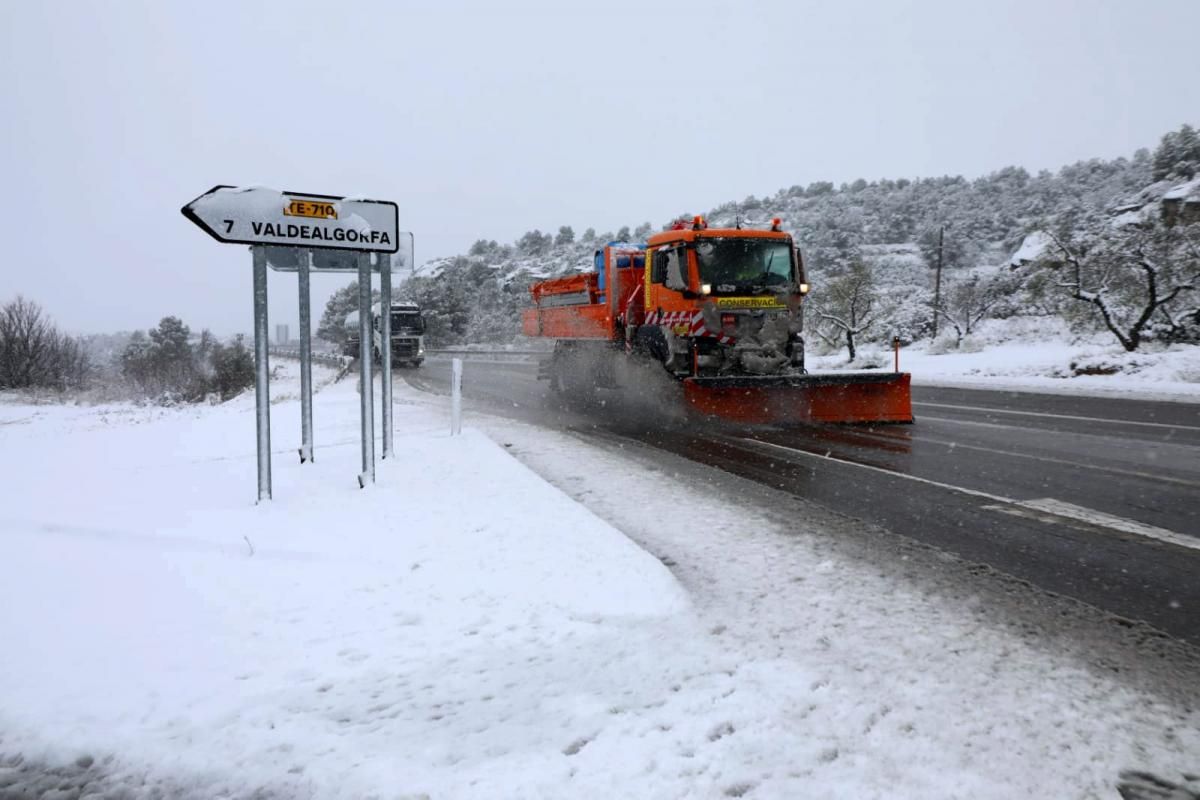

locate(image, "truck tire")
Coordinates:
548 342 604 405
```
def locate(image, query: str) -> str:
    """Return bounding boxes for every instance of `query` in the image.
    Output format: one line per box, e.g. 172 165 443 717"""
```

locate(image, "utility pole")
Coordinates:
932 224 945 338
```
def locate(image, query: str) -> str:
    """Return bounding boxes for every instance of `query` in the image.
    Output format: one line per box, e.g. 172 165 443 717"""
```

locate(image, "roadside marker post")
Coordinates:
182 186 400 500
451 358 463 436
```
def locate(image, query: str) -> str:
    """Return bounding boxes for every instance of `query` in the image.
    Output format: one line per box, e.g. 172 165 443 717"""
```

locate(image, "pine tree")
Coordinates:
316 282 364 347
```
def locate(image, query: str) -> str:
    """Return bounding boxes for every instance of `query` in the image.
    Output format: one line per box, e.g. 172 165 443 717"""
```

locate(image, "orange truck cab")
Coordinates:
637 216 807 377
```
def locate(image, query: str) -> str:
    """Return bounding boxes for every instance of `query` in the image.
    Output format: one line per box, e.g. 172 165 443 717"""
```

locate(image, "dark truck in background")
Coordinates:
343 301 426 367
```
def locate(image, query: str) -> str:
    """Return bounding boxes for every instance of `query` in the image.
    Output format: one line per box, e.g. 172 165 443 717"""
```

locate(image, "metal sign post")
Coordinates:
357 252 376 487
379 252 393 459
182 185 400 499
298 249 314 463
251 246 272 501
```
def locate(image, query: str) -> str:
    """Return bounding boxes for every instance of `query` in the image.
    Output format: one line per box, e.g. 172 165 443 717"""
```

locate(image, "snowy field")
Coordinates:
2 362 1199 799
808 318 1200 402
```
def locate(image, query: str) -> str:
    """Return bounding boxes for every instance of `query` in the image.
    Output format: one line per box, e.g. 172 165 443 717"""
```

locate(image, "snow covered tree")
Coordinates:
517 229 551 255
1152 124 1200 181
810 261 878 360
1038 216 1200 351
151 317 195 395
615 225 631 241
208 335 255 400
555 226 575 246
316 281 373 348
633 222 652 240
117 316 201 399
936 273 1020 346
119 331 154 393
469 239 499 257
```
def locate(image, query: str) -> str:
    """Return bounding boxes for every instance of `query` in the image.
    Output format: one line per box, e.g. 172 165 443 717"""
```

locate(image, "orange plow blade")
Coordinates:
683 372 914 425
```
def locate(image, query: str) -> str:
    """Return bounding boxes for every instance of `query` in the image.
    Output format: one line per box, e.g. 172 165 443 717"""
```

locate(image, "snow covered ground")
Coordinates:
808 318 1200 402
2 362 1199 798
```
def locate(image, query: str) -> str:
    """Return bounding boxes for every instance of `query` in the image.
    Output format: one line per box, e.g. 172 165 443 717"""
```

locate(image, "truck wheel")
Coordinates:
549 346 595 405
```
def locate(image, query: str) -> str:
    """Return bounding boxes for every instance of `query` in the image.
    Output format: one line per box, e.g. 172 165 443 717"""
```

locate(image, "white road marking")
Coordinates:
982 498 1200 553
912 428 1200 489
734 437 1200 553
736 437 1013 503
913 401 1200 432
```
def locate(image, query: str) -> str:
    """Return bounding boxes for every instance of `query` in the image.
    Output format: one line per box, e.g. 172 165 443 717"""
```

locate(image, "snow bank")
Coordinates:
809 317 1200 401
478 414 1200 800
0 369 687 797
3 358 1198 798
1009 230 1051 266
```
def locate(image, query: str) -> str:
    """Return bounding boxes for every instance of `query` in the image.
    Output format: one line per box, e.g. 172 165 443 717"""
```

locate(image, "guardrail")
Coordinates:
426 348 547 359
269 346 550 366
268 347 350 369
424 348 549 364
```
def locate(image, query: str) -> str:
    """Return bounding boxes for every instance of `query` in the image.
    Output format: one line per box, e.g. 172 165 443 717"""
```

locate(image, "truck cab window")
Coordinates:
651 250 665 284
664 248 688 291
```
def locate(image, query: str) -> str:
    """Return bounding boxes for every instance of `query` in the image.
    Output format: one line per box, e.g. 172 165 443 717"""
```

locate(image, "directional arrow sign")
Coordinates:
182 185 399 253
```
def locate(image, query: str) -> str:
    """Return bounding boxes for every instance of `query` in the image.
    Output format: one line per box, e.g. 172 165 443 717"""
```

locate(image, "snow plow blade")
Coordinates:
683 372 914 425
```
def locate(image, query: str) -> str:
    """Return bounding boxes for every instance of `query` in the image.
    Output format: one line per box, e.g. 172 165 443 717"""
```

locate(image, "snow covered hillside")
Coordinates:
391 125 1199 372
2 364 1199 798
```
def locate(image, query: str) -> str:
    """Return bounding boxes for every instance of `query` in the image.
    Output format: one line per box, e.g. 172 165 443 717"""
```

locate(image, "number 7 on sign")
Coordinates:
223 219 234 234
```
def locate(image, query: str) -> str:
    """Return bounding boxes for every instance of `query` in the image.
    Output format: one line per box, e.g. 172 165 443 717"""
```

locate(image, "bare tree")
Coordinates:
936 272 1019 346
810 261 877 360
1040 218 1200 351
0 296 90 390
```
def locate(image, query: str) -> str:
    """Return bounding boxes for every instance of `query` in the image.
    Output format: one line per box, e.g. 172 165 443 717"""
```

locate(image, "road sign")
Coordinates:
182 185 399 253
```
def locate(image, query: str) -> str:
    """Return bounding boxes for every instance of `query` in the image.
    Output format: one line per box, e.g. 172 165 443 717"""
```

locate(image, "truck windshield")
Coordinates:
693 238 793 293
391 312 423 332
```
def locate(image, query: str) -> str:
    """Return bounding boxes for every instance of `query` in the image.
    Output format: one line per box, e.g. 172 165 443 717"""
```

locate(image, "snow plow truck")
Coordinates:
521 216 913 424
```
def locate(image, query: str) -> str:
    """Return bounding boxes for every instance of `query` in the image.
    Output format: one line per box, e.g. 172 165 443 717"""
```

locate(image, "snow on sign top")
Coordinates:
181 185 399 253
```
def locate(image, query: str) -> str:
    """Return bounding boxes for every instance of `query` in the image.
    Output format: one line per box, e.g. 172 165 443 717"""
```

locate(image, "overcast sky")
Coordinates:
2 0 1198 336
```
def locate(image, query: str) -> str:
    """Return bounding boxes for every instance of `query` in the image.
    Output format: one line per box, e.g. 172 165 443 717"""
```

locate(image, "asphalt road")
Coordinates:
403 358 1200 645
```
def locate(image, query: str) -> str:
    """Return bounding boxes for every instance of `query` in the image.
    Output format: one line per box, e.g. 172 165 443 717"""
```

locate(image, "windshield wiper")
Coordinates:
752 251 780 290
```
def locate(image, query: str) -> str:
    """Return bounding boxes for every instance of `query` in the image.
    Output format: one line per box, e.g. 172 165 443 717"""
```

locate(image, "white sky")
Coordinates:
2 0 1198 336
